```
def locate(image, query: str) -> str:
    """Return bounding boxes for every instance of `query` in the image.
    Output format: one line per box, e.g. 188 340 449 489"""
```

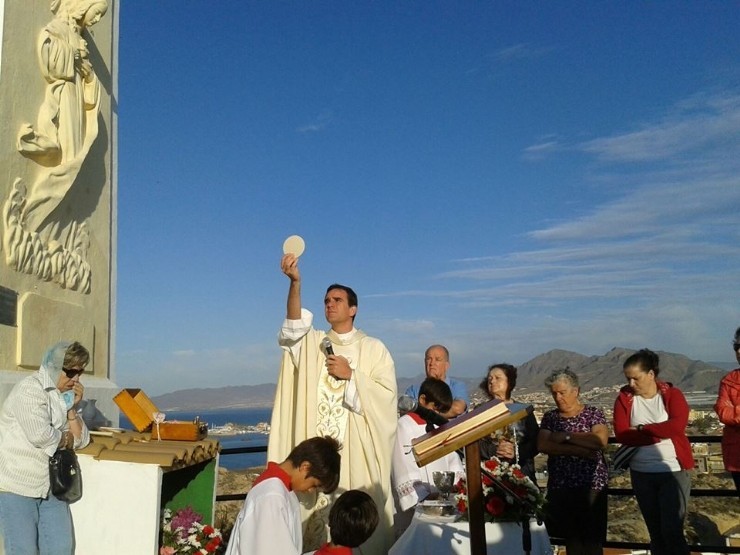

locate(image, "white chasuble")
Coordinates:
269 310 398 555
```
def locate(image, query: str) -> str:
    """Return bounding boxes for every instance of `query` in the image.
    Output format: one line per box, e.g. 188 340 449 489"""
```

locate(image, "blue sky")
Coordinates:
115 2 740 396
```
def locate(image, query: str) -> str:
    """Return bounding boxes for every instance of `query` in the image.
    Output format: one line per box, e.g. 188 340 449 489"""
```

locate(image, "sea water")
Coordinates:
119 407 271 471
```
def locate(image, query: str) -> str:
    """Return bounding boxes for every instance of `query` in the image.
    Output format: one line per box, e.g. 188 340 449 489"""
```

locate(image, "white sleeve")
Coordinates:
277 308 313 366
392 417 430 512
343 371 363 415
14 383 62 456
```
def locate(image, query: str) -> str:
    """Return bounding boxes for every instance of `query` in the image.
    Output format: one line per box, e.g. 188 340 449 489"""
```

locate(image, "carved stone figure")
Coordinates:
3 0 108 292
19 0 107 230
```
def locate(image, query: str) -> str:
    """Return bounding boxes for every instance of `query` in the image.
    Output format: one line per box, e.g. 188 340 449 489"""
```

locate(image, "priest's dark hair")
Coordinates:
325 283 358 308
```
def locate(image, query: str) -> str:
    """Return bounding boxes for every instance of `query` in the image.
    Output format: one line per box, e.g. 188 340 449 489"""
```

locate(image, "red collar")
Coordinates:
407 412 426 425
253 461 292 491
314 543 353 555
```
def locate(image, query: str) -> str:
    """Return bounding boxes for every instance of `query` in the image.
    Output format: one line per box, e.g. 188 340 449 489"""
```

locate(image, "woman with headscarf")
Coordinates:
477 363 539 483
614 348 694 555
538 368 609 555
0 341 91 554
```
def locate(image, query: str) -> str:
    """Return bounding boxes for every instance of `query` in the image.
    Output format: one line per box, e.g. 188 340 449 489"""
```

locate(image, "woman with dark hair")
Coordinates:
538 368 609 555
477 363 539 482
614 348 694 555
715 326 740 495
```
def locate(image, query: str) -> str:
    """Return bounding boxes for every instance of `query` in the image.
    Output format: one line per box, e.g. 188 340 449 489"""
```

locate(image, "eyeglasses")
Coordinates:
63 367 84 379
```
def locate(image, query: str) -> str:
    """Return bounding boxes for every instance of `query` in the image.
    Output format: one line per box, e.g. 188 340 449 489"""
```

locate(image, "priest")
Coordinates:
268 253 398 554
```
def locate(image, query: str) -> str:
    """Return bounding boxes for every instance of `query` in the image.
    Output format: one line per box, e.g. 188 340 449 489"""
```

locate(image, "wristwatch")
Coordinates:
637 424 644 432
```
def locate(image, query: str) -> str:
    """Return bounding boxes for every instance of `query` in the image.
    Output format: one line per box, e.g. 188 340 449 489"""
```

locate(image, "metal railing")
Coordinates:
216 437 740 553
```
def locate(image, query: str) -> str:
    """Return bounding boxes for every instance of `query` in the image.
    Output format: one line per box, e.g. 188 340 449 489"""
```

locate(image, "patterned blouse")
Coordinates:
540 405 609 491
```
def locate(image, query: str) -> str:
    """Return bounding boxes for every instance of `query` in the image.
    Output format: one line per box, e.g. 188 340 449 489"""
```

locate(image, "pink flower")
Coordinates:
159 547 176 555
171 506 202 531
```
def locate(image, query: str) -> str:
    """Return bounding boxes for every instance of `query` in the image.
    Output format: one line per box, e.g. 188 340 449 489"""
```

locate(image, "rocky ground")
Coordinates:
607 471 740 546
215 467 740 548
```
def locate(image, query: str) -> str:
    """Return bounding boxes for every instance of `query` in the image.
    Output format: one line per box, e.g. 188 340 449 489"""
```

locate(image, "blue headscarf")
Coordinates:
40 341 73 386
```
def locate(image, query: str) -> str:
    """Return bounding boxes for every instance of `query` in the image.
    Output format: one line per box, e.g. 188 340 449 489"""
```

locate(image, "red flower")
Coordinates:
512 468 525 479
483 459 499 472
203 525 215 536
456 497 467 513
205 539 220 552
485 495 506 516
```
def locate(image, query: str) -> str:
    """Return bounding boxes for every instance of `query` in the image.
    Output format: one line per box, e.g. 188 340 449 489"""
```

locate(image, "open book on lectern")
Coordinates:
411 399 533 467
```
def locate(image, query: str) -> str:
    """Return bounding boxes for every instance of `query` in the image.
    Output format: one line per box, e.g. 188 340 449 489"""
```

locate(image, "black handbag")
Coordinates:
611 444 638 471
49 449 82 502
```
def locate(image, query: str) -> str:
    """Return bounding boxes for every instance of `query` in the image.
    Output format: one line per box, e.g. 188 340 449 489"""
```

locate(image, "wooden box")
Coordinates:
113 388 207 441
113 388 159 432
153 421 208 442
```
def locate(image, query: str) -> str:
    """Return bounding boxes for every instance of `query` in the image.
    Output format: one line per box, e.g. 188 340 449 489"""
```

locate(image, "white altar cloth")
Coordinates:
389 510 553 555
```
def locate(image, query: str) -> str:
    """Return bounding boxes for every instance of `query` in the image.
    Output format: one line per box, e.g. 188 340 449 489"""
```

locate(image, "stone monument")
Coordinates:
0 0 119 421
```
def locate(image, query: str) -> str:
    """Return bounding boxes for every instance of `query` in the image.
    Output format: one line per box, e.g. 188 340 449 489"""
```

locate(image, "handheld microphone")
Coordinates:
397 395 448 427
321 337 335 356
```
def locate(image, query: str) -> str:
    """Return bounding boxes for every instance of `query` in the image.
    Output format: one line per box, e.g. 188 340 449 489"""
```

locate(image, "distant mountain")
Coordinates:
152 383 276 411
515 347 726 393
152 348 729 410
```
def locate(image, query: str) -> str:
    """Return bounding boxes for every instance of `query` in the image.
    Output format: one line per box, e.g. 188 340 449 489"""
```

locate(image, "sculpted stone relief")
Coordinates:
2 0 108 293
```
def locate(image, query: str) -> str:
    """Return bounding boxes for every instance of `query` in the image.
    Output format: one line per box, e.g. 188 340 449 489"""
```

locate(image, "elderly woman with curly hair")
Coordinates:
538 368 609 555
0 341 91 555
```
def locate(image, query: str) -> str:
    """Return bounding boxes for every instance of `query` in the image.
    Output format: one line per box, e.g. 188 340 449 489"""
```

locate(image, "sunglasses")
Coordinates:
63 367 85 379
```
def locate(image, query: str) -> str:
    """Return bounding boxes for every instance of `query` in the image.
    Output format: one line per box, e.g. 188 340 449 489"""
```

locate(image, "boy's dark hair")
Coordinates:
329 489 379 548
286 436 341 493
419 377 453 414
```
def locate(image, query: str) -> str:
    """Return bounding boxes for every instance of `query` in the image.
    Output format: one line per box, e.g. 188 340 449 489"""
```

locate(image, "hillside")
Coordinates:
152 347 730 410
514 347 727 393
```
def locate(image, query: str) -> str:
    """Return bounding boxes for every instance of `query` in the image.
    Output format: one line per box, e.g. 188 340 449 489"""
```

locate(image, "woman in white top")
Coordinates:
613 348 694 555
0 341 91 555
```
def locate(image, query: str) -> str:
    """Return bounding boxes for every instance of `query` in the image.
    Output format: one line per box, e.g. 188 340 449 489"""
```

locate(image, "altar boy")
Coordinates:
225 436 341 555
391 378 465 536
304 489 379 554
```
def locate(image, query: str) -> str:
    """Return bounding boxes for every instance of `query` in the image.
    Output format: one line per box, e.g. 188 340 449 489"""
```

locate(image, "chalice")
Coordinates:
432 471 456 502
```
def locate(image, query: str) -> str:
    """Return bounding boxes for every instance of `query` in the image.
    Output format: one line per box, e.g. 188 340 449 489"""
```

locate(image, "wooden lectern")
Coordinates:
412 399 534 555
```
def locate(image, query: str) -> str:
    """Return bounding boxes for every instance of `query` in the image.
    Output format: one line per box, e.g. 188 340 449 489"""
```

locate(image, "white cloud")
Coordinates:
379 89 740 372
492 43 551 63
579 92 740 163
296 111 334 133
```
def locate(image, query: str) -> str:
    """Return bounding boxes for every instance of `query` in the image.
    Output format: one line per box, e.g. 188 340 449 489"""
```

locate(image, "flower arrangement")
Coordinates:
454 457 546 523
159 507 224 555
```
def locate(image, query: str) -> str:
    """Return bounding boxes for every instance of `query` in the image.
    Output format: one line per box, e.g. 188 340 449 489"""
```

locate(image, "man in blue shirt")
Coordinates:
404 345 469 418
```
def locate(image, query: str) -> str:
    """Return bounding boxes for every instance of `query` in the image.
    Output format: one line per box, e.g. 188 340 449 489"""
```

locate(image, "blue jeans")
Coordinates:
0 491 74 555
630 469 691 555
